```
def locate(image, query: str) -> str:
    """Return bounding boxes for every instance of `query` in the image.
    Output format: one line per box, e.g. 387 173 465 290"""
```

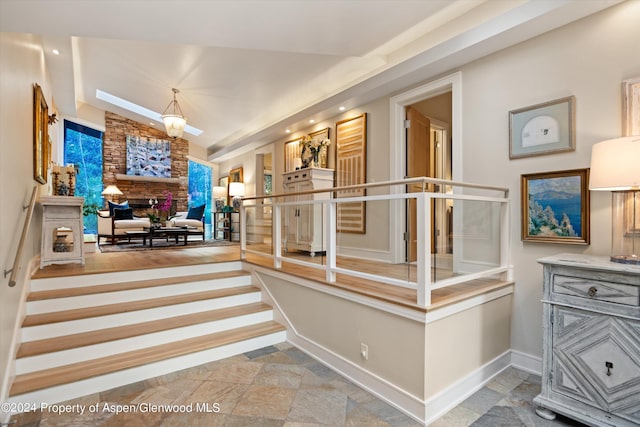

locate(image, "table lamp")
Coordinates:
102 185 123 203
229 182 245 211
589 136 640 264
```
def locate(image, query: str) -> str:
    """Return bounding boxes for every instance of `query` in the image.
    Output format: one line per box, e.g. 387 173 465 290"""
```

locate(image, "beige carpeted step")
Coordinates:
10 321 286 396
22 285 261 327
17 302 273 358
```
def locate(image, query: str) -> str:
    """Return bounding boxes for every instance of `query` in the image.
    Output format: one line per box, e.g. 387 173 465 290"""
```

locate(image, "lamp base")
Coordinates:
610 254 640 265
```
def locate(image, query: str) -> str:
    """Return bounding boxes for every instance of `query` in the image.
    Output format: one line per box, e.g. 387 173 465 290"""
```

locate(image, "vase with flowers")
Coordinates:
148 190 173 227
300 136 331 168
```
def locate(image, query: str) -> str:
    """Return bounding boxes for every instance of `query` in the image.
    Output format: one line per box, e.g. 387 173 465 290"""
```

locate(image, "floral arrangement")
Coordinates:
300 135 331 156
148 190 173 224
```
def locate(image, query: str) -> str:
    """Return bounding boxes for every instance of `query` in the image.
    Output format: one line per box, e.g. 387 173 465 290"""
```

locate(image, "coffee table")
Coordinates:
125 227 189 247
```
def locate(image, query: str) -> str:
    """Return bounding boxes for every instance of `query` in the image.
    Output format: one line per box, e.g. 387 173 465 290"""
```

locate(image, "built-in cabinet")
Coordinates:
535 254 640 427
282 167 334 256
40 196 85 268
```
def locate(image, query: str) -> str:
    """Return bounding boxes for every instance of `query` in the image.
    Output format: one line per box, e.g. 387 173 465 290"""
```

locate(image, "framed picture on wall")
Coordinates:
622 76 640 136
509 96 575 159
284 137 303 172
521 168 590 244
33 83 49 184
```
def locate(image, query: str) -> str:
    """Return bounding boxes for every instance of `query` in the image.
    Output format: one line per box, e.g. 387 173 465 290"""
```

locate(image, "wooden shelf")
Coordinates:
115 174 183 184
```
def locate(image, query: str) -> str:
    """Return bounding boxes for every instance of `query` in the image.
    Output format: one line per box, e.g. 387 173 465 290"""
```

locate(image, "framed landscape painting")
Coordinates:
521 168 590 244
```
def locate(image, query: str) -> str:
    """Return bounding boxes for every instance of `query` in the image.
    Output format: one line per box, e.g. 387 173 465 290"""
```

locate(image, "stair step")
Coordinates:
10 321 286 396
27 270 250 301
17 302 273 358
22 285 261 327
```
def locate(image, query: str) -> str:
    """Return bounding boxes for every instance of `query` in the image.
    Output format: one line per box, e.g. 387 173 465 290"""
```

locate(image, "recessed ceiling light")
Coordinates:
309 119 315 124
285 129 291 133
339 106 346 111
52 49 60 55
150 122 154 126
95 89 204 136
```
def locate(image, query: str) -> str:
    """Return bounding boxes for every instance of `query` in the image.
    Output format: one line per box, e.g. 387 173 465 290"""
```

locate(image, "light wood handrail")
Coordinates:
241 176 509 202
4 186 38 287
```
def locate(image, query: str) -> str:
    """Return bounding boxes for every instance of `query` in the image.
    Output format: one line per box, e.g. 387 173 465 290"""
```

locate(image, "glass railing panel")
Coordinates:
279 200 326 268
244 203 273 256
335 196 412 285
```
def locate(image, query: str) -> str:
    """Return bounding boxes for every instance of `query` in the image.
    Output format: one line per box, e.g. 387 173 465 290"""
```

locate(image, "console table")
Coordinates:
40 196 85 268
213 211 239 242
535 254 640 427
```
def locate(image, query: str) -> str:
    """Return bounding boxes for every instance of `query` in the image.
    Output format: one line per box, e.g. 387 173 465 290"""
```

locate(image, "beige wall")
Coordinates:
224 1 640 361
425 295 512 398
0 32 51 398
457 1 640 358
258 272 426 398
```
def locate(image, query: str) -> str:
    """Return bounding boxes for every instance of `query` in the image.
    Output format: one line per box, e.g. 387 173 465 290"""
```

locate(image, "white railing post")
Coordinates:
500 196 512 281
416 193 431 307
273 203 282 269
326 198 337 283
240 203 246 260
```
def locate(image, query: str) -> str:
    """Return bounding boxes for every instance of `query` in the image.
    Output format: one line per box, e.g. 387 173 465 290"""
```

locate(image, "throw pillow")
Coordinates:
186 204 205 220
108 200 129 216
113 207 134 220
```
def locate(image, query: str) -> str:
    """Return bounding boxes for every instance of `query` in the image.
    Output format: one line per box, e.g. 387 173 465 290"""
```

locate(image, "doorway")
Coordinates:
389 72 461 264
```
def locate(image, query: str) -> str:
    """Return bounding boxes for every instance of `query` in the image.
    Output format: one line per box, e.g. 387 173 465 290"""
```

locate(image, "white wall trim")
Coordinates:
510 349 542 376
336 246 391 263
388 71 462 264
425 284 514 324
424 350 511 425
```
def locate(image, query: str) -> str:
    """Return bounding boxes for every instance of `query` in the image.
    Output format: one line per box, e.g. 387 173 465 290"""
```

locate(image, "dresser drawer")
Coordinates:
552 274 639 306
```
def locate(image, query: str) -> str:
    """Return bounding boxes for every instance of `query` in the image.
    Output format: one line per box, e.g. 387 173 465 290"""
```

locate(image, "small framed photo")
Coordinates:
509 96 575 159
521 168 590 245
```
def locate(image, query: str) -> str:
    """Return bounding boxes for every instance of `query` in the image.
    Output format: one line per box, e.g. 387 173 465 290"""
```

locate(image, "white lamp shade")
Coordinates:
101 185 123 196
163 114 186 138
229 182 245 197
213 186 227 198
589 136 640 191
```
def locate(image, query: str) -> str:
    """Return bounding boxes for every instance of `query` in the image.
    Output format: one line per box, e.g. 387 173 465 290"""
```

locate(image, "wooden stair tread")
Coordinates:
10 321 286 396
17 302 273 358
22 285 260 327
28 270 249 301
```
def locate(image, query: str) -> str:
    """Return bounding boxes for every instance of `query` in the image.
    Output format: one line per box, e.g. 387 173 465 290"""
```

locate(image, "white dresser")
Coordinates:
40 196 85 268
282 167 334 256
535 254 640 427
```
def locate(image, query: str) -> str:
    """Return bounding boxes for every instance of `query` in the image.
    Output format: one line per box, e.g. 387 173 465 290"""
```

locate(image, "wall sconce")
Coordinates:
589 136 640 264
229 182 245 211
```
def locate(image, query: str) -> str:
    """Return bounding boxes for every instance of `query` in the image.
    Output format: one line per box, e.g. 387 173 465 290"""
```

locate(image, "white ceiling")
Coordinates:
0 0 622 161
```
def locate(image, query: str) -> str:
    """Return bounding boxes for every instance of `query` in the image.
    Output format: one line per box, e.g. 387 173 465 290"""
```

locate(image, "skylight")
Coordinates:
96 89 204 136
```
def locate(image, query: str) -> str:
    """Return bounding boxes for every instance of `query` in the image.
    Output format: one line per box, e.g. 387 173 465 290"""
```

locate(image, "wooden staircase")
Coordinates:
7 262 286 407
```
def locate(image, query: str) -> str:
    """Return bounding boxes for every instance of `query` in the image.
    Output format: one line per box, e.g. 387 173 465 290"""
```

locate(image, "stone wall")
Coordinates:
103 111 188 212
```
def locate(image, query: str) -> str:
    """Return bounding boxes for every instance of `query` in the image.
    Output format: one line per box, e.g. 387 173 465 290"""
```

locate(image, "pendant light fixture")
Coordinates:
162 88 186 138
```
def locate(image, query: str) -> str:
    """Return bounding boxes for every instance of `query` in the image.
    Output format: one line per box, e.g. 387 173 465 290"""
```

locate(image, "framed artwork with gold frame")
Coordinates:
33 83 49 184
521 168 590 244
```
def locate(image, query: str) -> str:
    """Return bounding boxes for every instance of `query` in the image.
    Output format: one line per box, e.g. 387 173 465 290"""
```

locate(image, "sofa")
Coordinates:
97 201 150 244
168 205 205 240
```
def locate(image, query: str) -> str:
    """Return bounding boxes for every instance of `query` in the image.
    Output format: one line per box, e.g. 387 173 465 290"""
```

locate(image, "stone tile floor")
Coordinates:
11 343 586 426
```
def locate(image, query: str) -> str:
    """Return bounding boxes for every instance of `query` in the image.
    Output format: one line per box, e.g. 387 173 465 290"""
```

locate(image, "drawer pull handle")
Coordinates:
588 286 598 297
606 361 613 376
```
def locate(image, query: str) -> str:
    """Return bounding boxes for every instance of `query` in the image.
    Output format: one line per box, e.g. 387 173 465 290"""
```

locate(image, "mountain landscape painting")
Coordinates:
522 169 589 244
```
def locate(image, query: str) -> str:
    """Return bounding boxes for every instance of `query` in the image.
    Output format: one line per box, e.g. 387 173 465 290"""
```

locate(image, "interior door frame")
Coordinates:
388 72 462 264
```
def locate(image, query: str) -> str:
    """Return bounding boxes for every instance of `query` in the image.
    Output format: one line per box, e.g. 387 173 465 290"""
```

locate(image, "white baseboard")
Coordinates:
510 349 542 376
424 350 511 425
336 246 391 263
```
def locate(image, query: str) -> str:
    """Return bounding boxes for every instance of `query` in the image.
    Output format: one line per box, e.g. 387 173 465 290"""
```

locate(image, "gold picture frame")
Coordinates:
622 77 640 136
33 83 49 184
521 168 590 245
284 136 303 172
228 167 243 205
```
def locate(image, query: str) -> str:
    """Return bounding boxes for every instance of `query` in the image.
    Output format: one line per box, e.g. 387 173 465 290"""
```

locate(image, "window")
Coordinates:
63 120 103 234
188 160 212 238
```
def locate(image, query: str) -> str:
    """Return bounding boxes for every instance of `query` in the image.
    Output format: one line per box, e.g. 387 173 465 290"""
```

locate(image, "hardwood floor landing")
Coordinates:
33 244 512 313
